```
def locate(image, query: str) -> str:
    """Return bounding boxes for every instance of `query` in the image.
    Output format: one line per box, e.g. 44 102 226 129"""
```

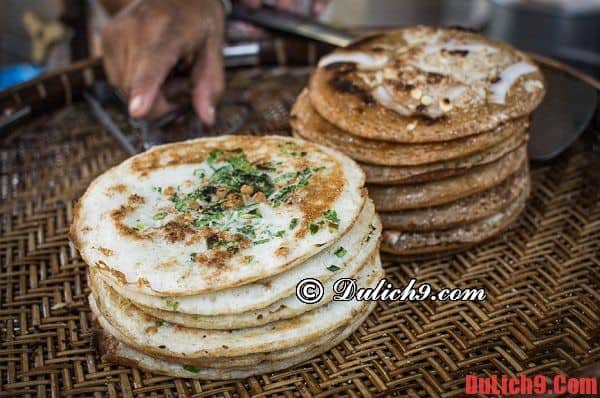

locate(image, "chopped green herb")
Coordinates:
190 253 197 261
254 238 270 245
172 196 189 213
183 365 200 373
327 265 340 272
133 221 145 231
165 299 179 312
289 218 299 230
323 210 339 224
274 230 286 238
238 224 255 237
270 167 322 207
193 168 205 178
155 320 164 327
334 247 347 258
206 149 223 166
309 223 320 235
152 186 162 193
278 150 307 157
153 212 166 220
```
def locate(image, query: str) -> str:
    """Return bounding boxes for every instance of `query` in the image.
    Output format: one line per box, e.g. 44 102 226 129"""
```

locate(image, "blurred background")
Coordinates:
1 0 599 91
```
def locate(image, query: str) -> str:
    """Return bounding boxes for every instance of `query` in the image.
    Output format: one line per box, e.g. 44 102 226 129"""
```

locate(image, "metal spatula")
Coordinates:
231 6 598 161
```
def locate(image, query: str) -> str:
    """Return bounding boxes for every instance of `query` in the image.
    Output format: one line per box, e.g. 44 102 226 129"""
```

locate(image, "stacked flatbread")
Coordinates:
70 135 382 379
292 26 545 257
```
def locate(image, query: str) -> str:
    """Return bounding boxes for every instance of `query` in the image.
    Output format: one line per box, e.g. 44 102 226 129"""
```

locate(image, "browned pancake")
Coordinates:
291 89 529 166
369 145 527 211
309 27 545 143
360 132 528 185
380 180 529 256
380 166 528 231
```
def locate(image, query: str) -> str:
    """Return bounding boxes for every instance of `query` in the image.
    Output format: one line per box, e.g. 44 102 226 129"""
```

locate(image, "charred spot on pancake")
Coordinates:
97 247 114 256
96 260 128 284
426 72 444 84
386 79 414 92
490 76 501 84
445 49 469 57
163 220 196 243
416 104 426 112
275 246 289 257
418 114 447 125
110 203 153 241
329 76 374 105
324 62 357 74
346 33 386 50
128 194 145 205
106 184 127 196
370 46 387 53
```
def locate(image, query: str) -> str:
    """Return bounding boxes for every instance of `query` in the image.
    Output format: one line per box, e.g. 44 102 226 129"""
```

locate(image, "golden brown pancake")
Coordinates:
291 89 529 166
380 166 528 231
381 181 529 256
359 131 528 185
309 27 545 143
369 144 527 211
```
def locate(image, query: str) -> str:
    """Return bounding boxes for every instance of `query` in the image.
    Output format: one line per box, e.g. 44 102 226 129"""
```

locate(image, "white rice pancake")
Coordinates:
130 251 381 329
95 302 376 379
89 259 382 359
101 200 380 316
70 135 366 296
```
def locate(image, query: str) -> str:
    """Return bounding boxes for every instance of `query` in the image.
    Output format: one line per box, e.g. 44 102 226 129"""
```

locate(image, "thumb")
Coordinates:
128 51 178 118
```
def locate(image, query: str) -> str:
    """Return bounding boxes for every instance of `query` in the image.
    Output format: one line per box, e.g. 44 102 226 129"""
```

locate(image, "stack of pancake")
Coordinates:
71 135 382 379
292 26 546 258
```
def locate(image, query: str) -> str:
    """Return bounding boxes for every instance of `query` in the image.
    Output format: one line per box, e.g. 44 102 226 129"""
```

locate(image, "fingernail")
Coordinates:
129 95 143 115
207 106 215 124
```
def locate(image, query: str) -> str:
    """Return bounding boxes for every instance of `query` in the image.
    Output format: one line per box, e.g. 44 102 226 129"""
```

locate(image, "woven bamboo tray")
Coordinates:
0 56 599 397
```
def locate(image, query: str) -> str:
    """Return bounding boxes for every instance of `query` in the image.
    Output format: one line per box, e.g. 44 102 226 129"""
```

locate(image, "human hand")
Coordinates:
101 0 224 124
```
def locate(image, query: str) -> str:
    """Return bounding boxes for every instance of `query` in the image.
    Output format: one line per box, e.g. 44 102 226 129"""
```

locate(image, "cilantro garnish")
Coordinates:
165 299 179 312
289 218 298 230
327 265 340 272
324 210 339 224
309 223 320 235
153 212 166 220
334 247 347 258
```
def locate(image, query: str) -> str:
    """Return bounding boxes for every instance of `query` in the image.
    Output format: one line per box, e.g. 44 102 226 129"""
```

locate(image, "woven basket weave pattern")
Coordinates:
0 66 599 397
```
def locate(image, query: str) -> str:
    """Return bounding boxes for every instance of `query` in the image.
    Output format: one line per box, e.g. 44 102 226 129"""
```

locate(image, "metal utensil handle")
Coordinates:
230 6 355 47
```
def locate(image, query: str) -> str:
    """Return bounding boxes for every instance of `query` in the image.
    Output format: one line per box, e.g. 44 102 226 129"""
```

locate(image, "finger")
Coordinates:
312 0 330 15
128 47 179 118
191 26 224 125
100 24 127 89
